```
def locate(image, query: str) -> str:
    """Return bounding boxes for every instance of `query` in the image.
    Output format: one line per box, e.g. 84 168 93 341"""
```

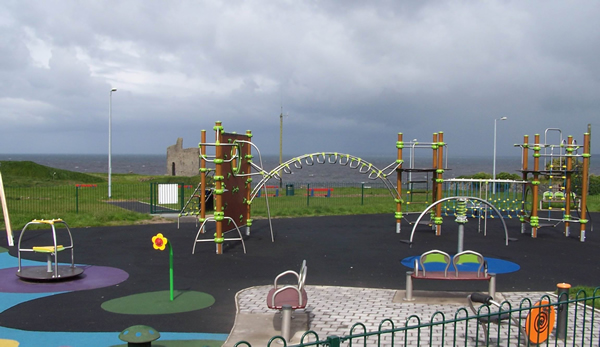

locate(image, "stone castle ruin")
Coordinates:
166 138 200 176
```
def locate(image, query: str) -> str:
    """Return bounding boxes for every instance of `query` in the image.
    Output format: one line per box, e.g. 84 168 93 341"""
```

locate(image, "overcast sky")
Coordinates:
1 1 598 160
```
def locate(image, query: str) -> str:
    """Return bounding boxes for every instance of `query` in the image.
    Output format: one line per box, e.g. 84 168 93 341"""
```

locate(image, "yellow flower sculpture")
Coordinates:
152 233 168 251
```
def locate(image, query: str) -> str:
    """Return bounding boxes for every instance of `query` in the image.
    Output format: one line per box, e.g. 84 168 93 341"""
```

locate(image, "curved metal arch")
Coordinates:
249 152 402 203
408 196 509 246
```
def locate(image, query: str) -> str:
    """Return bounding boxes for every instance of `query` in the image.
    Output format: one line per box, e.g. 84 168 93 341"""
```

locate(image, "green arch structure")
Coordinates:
249 152 402 203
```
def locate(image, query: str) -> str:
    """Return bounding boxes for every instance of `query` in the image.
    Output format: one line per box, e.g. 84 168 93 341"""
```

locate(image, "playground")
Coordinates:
0 123 597 345
0 212 599 346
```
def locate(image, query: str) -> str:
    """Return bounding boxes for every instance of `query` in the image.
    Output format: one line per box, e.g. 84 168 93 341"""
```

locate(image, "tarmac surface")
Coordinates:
0 212 598 346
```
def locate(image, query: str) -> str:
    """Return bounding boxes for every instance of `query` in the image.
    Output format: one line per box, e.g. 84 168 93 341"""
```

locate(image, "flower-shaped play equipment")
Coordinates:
151 233 174 301
152 233 168 251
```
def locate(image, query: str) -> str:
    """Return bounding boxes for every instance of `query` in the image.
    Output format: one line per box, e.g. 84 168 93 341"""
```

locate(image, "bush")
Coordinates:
496 172 522 180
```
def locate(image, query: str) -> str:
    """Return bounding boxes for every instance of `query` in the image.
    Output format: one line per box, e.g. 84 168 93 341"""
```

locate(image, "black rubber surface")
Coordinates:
1 213 598 334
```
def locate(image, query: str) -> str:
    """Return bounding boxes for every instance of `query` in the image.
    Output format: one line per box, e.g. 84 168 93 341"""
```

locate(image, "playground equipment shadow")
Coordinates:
0 213 598 346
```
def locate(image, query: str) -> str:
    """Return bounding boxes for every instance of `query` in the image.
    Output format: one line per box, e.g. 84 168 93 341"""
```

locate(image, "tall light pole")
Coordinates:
279 108 289 187
108 88 117 198
279 108 283 167
493 116 507 194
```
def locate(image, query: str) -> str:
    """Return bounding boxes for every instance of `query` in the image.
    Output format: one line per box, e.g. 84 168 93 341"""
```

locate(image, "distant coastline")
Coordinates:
0 153 167 176
0 153 596 182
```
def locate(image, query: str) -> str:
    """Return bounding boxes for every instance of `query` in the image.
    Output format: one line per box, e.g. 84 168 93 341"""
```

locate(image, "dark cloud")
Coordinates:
0 1 597 158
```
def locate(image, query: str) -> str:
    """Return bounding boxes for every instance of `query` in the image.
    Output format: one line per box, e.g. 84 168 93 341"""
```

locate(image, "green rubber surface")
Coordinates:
102 290 215 315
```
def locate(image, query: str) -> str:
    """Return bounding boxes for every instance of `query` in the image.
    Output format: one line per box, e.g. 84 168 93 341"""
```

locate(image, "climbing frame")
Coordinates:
193 121 253 254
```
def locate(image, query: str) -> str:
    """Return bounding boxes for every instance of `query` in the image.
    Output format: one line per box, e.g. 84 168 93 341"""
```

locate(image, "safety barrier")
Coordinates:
1 183 198 217
257 185 280 198
233 288 600 347
3 182 600 228
306 188 333 197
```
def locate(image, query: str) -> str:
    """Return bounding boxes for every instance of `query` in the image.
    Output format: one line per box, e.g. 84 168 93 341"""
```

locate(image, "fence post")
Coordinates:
75 185 79 214
326 335 341 347
180 183 185 211
150 183 154 214
361 182 364 205
306 183 310 207
556 282 571 339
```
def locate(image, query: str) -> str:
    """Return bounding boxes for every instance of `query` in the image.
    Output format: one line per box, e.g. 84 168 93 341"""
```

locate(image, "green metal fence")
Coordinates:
250 182 401 216
4 183 150 214
3 181 600 220
233 289 600 347
149 183 199 213
2 183 198 216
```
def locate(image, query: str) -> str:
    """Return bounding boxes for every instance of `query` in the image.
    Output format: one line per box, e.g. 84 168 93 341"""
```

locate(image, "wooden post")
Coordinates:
579 132 590 242
214 121 224 254
431 132 438 233
435 132 444 236
531 134 540 238
0 172 13 246
245 130 253 235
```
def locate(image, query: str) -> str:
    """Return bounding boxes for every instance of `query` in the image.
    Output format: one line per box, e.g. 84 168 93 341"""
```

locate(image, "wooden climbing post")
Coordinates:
214 121 224 254
435 132 444 236
245 130 253 235
396 133 403 234
531 134 541 238
579 132 590 242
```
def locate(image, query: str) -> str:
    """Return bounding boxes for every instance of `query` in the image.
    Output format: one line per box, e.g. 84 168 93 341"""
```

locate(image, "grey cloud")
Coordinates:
0 0 597 159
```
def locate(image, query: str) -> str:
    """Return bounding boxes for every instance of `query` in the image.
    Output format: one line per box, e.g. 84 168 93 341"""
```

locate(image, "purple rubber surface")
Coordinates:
0 265 129 293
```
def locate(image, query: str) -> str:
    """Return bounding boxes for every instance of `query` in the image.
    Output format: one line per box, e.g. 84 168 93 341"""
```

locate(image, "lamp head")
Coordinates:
111 88 117 92
500 116 507 120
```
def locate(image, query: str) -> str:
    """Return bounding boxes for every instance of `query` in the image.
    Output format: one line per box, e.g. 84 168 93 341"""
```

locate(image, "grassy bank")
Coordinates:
0 161 204 229
1 160 599 231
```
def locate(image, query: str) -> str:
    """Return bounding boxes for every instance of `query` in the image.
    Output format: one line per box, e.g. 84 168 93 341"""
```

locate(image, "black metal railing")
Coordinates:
233 288 600 347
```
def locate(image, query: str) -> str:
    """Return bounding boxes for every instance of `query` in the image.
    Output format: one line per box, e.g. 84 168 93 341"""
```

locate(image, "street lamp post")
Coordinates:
279 110 283 167
108 88 117 198
493 116 507 194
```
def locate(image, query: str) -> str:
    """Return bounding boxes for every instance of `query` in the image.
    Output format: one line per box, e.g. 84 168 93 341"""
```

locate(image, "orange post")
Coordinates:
214 121 224 254
531 134 540 238
396 133 403 233
245 130 253 233
579 133 590 242
431 133 438 205
435 132 444 236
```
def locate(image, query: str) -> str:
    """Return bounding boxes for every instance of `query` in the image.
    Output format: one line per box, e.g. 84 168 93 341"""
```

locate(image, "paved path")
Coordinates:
225 286 600 347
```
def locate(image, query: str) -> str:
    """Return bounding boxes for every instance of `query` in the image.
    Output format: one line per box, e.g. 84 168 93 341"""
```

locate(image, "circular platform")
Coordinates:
16 265 84 281
0 265 129 293
401 256 520 274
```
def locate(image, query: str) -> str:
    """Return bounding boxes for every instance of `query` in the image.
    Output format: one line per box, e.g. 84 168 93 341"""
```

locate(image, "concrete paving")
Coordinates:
224 286 599 347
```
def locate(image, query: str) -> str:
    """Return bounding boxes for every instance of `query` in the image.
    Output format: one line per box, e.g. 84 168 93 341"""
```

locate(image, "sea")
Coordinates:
0 153 597 184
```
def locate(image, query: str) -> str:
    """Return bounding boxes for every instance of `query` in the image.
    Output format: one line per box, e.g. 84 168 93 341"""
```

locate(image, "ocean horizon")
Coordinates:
0 153 597 184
